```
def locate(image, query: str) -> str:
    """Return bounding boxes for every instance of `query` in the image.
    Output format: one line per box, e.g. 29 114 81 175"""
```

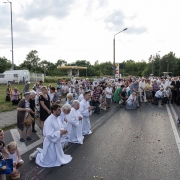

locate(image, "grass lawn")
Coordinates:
0 83 58 113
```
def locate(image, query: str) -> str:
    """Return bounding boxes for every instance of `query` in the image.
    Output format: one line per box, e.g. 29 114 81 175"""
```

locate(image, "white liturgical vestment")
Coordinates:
79 99 92 135
67 108 84 144
35 114 72 167
58 111 69 148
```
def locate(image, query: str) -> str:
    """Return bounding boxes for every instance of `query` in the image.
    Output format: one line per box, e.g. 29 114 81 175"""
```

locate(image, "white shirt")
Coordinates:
155 90 163 98
48 92 54 102
105 87 113 98
139 81 146 91
78 94 84 102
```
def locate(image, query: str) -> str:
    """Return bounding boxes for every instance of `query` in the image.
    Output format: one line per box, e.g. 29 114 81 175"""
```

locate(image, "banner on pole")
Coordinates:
115 63 119 78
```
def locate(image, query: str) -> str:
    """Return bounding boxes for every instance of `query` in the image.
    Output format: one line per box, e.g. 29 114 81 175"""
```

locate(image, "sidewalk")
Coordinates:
0 98 66 129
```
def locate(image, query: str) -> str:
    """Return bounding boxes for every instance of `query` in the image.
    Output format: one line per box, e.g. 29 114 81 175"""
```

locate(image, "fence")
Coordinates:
30 73 44 83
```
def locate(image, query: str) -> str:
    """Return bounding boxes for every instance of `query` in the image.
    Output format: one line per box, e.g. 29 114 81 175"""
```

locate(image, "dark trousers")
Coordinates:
32 120 35 130
152 97 161 105
152 91 156 98
171 90 177 104
177 90 180 105
94 103 100 113
12 99 20 105
162 97 169 104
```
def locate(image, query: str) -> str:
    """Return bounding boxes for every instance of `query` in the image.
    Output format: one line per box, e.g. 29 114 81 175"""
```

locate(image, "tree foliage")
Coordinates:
2 50 180 77
0 57 11 73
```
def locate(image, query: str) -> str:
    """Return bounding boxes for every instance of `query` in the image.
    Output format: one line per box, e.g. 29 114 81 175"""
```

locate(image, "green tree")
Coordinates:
0 57 11 73
23 50 40 72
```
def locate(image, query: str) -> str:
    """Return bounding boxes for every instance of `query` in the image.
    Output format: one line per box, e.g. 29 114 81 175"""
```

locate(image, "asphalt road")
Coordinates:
4 102 180 180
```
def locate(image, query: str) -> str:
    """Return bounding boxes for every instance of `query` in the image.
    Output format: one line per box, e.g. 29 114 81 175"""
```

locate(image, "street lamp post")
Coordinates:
113 28 127 79
3 0 14 70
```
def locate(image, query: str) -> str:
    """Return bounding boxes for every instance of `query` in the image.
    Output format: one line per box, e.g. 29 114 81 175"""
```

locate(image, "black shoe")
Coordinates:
32 129 37 133
20 138 26 142
26 137 34 141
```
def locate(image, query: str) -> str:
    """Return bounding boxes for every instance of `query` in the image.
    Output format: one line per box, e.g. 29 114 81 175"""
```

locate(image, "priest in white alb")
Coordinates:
29 104 72 167
58 104 71 148
67 100 84 144
79 91 94 135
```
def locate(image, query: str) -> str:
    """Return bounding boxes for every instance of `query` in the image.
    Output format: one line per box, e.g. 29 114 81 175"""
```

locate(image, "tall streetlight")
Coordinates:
113 28 127 79
151 51 160 75
3 0 14 70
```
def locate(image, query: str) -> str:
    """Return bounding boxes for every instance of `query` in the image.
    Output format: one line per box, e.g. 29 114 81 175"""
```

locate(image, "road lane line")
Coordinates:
166 105 180 154
170 104 178 120
10 129 28 154
10 123 44 155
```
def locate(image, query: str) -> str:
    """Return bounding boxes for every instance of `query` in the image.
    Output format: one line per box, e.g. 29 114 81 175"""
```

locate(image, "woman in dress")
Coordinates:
152 80 159 98
39 86 51 130
113 85 124 106
145 80 153 102
126 92 138 109
6 83 12 101
17 92 34 142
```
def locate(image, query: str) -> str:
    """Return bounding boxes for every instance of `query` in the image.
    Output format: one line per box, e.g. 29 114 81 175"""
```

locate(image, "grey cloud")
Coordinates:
104 10 125 31
98 0 109 7
21 0 75 20
104 10 147 35
0 5 29 32
126 26 147 35
85 0 108 15
0 5 12 29
0 29 54 49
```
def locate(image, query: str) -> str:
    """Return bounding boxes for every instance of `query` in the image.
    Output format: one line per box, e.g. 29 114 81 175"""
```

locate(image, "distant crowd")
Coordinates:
2 75 180 179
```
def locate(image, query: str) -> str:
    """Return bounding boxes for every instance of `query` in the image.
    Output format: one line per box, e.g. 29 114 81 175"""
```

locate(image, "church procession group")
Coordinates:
1 75 180 179
28 75 180 167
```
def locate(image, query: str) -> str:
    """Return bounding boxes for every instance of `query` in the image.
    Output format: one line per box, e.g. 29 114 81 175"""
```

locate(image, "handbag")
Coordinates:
23 113 34 127
0 159 13 174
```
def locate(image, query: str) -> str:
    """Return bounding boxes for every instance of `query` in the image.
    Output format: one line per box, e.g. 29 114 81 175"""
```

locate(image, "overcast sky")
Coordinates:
0 0 180 65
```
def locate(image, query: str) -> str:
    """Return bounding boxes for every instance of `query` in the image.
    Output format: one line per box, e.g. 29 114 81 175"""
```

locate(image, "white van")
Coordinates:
0 73 20 84
3 70 30 83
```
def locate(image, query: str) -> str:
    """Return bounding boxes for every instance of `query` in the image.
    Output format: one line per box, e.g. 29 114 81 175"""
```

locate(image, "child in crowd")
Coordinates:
53 87 62 103
0 129 8 159
7 141 24 179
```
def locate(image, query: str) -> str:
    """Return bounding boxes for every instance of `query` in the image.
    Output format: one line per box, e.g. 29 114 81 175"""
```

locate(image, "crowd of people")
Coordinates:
2 75 180 179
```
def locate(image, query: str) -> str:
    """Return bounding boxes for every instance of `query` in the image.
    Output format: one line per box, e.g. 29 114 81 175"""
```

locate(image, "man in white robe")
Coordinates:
79 91 94 135
78 93 84 102
58 104 71 148
67 100 84 144
29 104 72 167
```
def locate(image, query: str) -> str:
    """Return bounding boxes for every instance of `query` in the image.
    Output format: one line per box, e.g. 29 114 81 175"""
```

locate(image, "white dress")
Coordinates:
35 114 72 167
79 99 92 135
67 108 84 144
8 151 23 163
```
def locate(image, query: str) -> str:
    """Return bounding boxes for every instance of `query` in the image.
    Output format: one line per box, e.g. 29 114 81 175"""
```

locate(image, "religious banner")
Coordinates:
115 63 119 78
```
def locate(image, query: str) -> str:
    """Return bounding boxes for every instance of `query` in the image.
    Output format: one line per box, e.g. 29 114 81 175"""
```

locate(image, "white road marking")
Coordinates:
10 129 28 154
166 104 180 154
170 104 179 120
10 123 44 155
